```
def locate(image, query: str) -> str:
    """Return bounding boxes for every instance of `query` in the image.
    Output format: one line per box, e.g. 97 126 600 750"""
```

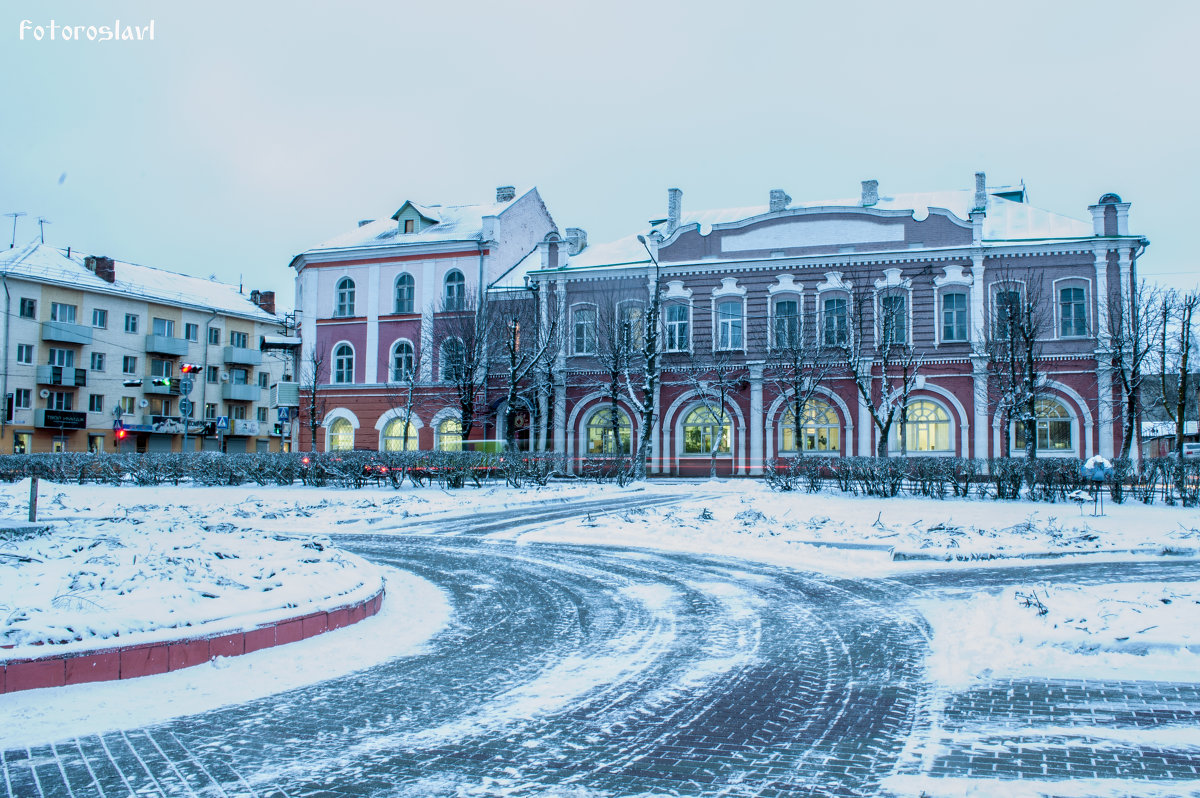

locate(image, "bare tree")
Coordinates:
298 345 328 453
679 347 745 478
1107 279 1162 461
490 288 560 453
380 339 431 482
589 286 644 471
631 235 667 480
762 304 839 457
983 271 1051 459
431 291 495 446
1157 289 1199 462
843 289 924 457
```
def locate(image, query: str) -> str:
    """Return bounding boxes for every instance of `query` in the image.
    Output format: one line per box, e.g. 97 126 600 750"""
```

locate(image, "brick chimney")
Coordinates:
251 290 276 315
84 255 116 283
667 187 682 235
861 180 879 207
769 189 791 212
496 186 516 203
973 171 987 212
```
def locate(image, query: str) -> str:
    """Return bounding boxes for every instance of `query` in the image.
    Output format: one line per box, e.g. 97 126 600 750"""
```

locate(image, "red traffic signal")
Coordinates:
179 363 202 374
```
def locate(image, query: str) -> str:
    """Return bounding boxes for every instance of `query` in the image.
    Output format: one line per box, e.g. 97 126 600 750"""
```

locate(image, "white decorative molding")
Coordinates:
816 271 852 293
873 267 911 291
663 280 692 300
767 274 803 296
373 408 425 432
321 407 360 429
933 264 972 288
711 276 746 298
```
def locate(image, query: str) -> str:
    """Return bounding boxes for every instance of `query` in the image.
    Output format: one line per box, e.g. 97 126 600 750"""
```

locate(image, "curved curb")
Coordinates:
0 587 384 694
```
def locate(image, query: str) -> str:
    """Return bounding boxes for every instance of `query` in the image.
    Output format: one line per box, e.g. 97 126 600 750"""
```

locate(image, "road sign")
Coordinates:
178 399 192 415
180 378 194 394
277 407 290 422
216 416 229 430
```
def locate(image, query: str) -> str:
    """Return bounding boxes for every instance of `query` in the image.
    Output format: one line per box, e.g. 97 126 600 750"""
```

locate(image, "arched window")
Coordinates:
441 338 465 383
586 408 632 454
683 406 731 455
437 418 462 451
335 278 356 317
382 418 419 451
891 399 952 453
328 417 354 451
394 273 415 314
781 399 840 453
333 344 354 384
1013 398 1073 453
391 340 415 382
444 270 465 311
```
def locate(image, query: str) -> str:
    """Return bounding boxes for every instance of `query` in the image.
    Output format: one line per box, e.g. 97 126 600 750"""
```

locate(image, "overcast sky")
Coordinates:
3 0 1197 306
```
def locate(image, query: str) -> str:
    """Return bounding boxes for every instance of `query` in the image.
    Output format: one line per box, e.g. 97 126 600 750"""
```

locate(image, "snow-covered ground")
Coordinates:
1 476 1197 750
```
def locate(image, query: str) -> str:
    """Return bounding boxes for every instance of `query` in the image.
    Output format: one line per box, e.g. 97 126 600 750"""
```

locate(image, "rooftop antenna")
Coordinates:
36 217 50 244
5 212 25 248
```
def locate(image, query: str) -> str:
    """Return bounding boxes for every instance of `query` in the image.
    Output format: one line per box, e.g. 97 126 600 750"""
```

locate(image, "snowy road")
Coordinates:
4 506 1200 796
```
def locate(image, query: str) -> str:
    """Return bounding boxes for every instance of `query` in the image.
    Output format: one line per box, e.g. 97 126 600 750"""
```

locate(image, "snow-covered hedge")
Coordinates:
765 455 1200 506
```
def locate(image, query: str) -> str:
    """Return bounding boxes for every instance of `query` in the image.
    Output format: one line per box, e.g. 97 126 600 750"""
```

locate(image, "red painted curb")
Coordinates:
0 586 384 694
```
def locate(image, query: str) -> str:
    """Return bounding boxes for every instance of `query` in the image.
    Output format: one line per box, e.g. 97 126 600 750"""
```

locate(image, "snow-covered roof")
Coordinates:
558 234 652 270
0 242 279 322
650 188 1095 242
303 188 535 254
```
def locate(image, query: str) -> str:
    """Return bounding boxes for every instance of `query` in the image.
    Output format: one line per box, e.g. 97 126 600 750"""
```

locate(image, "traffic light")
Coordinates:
151 378 172 387
115 427 127 441
122 379 144 387
180 363 201 374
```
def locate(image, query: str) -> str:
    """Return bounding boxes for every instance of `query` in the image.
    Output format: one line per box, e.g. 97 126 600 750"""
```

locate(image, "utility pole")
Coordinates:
5 212 25 248
36 217 50 244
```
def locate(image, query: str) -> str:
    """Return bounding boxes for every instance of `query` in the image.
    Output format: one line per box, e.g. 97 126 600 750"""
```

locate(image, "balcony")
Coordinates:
40 321 92 345
35 365 87 387
144 334 189 357
34 408 87 429
144 378 181 396
221 383 260 402
223 346 262 366
270 381 299 408
229 419 260 437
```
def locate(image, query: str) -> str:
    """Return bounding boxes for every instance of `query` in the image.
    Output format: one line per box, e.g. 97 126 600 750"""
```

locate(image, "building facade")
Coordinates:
298 175 1149 475
0 243 296 454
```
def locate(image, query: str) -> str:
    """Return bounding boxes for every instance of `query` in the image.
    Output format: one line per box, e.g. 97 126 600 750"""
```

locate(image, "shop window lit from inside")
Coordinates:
781 400 840 453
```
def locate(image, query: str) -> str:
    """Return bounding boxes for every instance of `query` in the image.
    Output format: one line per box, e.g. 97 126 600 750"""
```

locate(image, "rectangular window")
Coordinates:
717 301 744 350
18 298 36 319
204 403 217 419
124 313 139 333
16 344 33 365
88 434 105 454
619 303 644 351
665 304 689 352
119 396 136 414
152 317 175 337
941 293 968 342
823 297 848 346
156 398 172 417
185 323 199 342
14 389 31 409
92 308 108 328
48 348 75 367
257 371 269 387
256 406 268 422
231 368 248 385
88 394 105 413
773 299 799 348
573 307 597 355
122 355 137 374
880 295 907 345
404 219 415 233
150 359 172 378
13 432 32 454
48 391 73 411
90 352 106 371
231 405 247 420
50 303 77 323
994 290 1021 339
208 326 221 345
1059 287 1088 337
229 331 248 348
207 365 220 384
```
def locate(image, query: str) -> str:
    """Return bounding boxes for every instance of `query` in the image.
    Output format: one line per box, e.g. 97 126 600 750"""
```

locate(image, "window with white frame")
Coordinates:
391 340 415 381
665 304 690 352
14 389 31 409
230 404 246 420
48 348 74 367
395 273 415 314
90 352 105 371
16 344 32 365
441 339 465 383
822 297 848 346
781 399 840 453
152 318 174 337
382 418 419 451
994 289 1021 339
229 330 248 349
185 322 199 341
122 355 137 374
683 406 731 454
444 270 465 311
258 372 269 388
230 368 248 385
335 277 356 317
1059 286 1088 337
51 303 77 323
124 313 139 333
716 300 743 350
586 408 632 454
941 293 968 342
256 406 267 422
618 302 644 351
573 306 597 355
92 308 107 328
891 399 953 454
18 298 36 319
328 417 354 451
48 391 73 411
208 326 221 345
207 366 219 384
773 298 800 349
879 293 907 345
333 344 354 384
88 394 105 413
1013 398 1074 453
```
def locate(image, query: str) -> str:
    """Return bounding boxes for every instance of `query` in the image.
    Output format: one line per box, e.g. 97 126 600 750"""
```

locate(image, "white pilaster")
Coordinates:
969 253 986 345
748 363 764 475
365 262 380 384
1097 364 1115 459
419 261 435 382
1093 246 1110 343
972 356 989 459
856 367 872 456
